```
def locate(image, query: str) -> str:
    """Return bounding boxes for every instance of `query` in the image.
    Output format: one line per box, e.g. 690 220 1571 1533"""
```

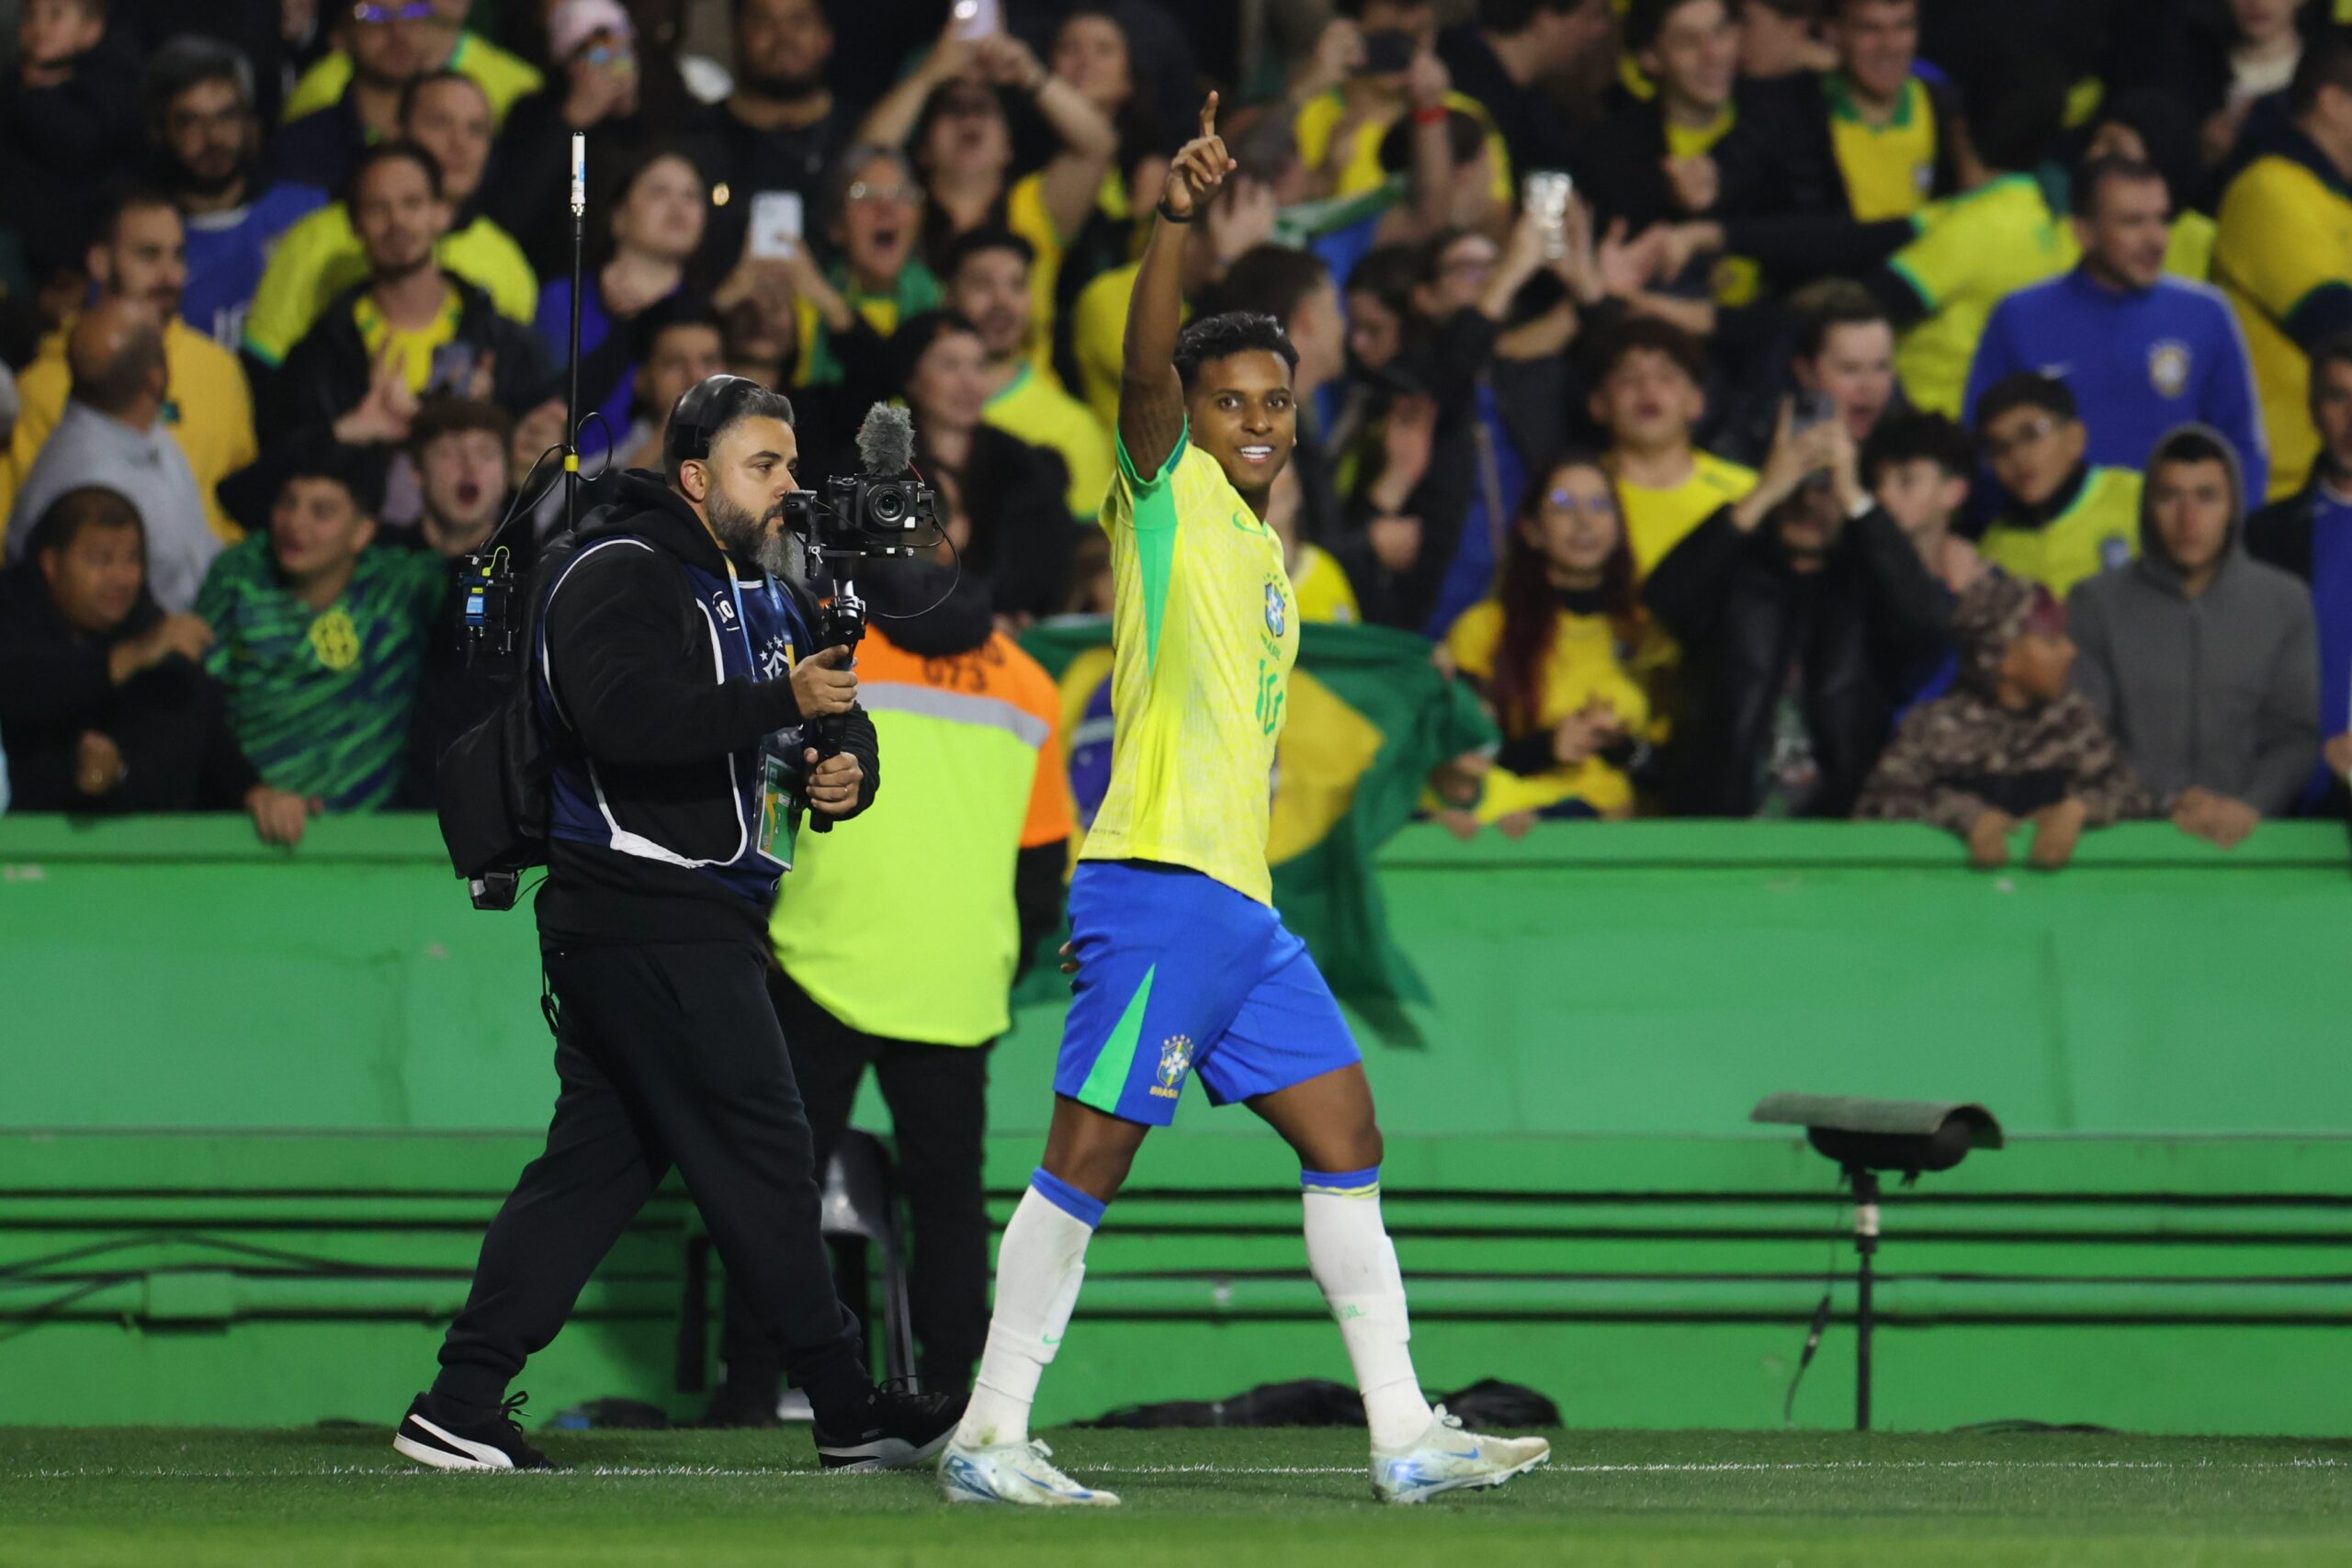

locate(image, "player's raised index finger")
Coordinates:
1199 90 1218 140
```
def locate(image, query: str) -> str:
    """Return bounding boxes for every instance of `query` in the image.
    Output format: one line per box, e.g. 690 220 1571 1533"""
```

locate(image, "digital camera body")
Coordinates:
786 474 938 562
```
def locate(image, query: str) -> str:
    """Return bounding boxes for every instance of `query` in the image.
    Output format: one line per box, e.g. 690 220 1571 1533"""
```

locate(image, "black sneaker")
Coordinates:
812 1379 967 1472
393 1391 560 1472
698 1376 786 1429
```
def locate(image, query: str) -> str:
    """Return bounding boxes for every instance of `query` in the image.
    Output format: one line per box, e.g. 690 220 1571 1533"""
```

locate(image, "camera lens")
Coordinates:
869 486 908 526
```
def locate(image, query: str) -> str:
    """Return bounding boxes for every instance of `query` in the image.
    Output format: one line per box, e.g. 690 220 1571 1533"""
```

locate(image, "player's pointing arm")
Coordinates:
1118 93 1236 480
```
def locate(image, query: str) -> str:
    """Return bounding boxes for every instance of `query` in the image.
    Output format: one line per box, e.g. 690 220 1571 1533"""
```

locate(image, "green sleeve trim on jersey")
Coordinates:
1114 420 1189 496
1077 964 1156 1113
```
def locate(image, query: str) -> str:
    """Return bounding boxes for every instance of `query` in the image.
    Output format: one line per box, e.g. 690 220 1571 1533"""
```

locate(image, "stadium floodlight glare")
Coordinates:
1749 1094 2007 1433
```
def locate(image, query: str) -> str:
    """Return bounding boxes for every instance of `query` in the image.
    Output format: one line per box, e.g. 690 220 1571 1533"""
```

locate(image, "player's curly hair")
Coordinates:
1171 311 1299 390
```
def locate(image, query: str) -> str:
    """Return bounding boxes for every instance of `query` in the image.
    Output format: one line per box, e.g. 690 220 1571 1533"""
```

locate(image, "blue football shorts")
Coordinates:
1053 860 1362 1126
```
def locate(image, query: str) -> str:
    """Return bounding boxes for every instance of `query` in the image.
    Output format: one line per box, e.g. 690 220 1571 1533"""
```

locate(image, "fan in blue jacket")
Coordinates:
1964 157 2267 502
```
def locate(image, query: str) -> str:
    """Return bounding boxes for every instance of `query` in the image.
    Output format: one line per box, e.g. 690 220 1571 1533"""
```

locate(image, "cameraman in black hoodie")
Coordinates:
393 375 963 1474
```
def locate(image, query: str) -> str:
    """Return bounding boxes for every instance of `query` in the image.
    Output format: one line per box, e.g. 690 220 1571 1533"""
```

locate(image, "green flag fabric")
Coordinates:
1023 618 1498 1007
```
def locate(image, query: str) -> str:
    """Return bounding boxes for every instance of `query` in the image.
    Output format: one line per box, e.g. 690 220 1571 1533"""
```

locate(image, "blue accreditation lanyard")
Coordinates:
728 558 803 868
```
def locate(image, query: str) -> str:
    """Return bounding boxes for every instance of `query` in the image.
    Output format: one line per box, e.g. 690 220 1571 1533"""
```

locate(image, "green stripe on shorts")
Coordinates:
1077 964 1157 1113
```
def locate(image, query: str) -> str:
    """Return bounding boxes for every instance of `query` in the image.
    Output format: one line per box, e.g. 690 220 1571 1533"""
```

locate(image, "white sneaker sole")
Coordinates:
939 1450 1121 1506
392 1417 516 1472
1376 1446 1551 1505
942 1484 1122 1506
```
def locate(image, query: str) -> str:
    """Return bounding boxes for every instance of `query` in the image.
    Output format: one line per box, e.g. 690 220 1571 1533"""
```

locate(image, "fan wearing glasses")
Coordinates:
1975 372 2143 600
736 146 940 395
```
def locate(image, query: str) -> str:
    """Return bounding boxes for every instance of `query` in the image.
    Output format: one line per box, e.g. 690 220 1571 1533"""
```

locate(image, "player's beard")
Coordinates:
707 488 807 584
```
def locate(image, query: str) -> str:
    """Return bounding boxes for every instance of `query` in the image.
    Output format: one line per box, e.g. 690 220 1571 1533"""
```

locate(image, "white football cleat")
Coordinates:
1370 1405 1551 1504
938 1436 1122 1506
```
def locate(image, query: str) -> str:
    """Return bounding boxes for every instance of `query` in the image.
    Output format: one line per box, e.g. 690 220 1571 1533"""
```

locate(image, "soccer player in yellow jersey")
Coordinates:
941 96 1550 1510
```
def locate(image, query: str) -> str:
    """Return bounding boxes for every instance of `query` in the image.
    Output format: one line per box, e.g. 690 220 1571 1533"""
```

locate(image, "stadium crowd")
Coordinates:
0 0 2346 871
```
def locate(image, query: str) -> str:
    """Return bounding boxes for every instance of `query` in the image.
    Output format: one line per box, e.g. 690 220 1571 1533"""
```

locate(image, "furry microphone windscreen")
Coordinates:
856 403 917 477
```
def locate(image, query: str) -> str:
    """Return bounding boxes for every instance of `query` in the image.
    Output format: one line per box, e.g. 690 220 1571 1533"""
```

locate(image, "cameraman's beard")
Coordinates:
707 489 808 584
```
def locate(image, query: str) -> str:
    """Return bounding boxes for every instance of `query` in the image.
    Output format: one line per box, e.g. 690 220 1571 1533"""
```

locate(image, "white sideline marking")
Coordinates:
19 1458 2347 1481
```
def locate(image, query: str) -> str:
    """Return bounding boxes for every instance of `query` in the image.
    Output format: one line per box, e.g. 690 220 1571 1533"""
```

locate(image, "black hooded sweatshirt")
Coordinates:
532 471 879 950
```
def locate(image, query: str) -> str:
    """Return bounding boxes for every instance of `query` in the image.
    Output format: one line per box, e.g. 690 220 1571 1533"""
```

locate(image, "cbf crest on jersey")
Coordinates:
1264 579 1287 638
1151 1033 1196 1100
2150 340 2192 400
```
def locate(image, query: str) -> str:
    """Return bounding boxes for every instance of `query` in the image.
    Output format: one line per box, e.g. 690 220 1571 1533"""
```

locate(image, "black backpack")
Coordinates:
434 509 632 909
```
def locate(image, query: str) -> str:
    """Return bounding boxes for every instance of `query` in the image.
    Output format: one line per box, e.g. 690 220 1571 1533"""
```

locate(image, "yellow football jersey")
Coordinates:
1080 426 1300 906
1293 89 1514 207
1888 174 2078 417
2214 153 2352 500
1980 466 2143 599
1618 449 1758 580
1828 75 1939 222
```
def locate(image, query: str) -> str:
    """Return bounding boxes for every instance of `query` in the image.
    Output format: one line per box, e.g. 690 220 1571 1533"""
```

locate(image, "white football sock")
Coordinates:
956 1175 1098 1449
1303 1175 1434 1450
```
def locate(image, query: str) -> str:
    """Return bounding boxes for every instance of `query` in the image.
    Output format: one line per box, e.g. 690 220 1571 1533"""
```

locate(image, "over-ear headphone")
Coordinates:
662 374 769 486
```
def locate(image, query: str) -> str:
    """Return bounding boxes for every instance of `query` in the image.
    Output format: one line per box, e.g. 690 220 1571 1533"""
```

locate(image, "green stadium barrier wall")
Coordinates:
4 816 2350 1435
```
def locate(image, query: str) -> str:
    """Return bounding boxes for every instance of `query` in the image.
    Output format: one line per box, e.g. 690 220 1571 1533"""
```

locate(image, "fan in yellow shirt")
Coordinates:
1818 0 1952 222
1286 0 1512 214
0 195 255 549
945 228 1114 522
243 71 537 367
243 203 536 367
282 6 541 128
1869 60 2077 416
1294 86 1513 209
1974 372 2141 597
1265 466 1361 625
2211 45 2352 501
1587 319 1757 579
1071 260 1141 434
1444 457 1655 829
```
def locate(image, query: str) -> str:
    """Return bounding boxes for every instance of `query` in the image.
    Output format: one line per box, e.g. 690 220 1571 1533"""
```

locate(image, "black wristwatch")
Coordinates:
1157 197 1193 224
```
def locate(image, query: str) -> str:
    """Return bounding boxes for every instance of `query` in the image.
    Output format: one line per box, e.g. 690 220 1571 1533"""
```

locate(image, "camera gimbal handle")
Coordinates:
802 574 867 836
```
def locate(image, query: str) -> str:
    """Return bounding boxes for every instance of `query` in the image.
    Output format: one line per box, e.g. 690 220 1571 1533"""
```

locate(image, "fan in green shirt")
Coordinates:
197 454 448 811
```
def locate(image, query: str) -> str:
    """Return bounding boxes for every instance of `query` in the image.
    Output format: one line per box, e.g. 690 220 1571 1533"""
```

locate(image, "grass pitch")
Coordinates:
4 1425 2347 1567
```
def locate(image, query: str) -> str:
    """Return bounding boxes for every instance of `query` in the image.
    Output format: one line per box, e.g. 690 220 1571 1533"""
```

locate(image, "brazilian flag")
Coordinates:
1022 619 1497 1008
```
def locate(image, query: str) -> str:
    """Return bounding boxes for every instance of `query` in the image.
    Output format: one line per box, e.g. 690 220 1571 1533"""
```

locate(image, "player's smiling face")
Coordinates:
1187 351 1296 506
